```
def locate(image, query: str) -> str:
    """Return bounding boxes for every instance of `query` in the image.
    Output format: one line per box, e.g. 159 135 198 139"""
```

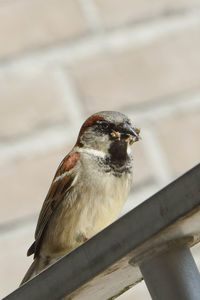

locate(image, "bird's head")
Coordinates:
76 111 140 162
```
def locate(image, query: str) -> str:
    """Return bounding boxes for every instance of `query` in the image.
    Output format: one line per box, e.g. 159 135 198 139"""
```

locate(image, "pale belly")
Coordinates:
69 172 131 248
41 171 131 256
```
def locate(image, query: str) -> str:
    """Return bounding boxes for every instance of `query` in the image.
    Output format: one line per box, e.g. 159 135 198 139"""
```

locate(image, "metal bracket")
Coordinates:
130 236 200 300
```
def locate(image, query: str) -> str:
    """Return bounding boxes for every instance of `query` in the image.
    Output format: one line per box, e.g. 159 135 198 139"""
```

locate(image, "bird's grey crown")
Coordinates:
93 111 132 125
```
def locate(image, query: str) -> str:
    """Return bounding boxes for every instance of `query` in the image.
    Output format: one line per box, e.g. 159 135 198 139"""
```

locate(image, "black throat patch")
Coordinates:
108 140 129 167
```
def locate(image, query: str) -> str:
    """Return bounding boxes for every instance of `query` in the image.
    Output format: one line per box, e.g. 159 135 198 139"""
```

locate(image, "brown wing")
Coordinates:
27 152 80 257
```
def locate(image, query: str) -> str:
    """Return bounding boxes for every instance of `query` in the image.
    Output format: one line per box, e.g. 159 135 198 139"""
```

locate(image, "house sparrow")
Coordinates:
21 111 140 285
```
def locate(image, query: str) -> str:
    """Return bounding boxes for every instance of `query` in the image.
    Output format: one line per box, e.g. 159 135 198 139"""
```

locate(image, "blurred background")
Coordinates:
0 0 200 298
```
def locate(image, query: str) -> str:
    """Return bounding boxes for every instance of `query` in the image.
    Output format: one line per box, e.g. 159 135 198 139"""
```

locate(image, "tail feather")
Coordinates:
20 255 61 286
20 257 40 286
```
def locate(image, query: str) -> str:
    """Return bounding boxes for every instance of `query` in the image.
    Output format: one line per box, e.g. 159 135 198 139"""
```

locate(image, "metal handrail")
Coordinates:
3 163 200 300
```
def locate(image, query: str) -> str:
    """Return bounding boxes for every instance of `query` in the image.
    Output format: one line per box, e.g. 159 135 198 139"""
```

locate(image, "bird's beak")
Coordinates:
122 122 140 143
111 122 141 144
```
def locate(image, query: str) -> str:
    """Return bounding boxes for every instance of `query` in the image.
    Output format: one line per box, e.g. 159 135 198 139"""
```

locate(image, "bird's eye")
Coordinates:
100 121 109 129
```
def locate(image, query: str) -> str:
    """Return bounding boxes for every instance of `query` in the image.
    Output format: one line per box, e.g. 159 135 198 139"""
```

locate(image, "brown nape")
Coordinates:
76 115 104 147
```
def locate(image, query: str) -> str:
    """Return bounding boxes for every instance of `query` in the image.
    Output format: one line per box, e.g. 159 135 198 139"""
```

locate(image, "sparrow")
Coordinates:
21 111 140 285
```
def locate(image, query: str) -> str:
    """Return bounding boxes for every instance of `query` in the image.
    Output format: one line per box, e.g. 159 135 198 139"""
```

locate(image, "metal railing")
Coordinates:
3 163 200 300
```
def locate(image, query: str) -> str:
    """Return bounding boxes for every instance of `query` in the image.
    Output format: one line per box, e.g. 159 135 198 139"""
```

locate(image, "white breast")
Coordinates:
75 166 132 240
45 151 133 254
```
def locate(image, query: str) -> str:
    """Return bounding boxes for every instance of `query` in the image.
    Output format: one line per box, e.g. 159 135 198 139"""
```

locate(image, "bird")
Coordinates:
20 111 140 285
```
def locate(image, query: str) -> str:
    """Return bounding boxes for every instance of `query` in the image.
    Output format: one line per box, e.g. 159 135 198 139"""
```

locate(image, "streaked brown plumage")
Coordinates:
21 111 140 285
